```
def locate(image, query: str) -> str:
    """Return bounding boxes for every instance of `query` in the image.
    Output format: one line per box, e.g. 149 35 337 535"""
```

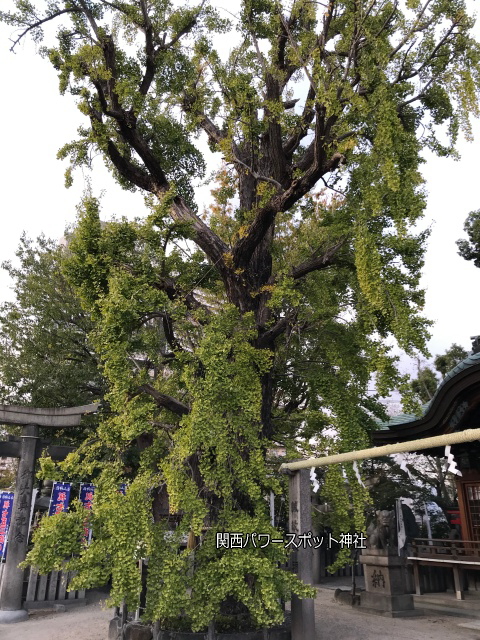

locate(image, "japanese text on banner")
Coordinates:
0 492 14 560
48 482 72 517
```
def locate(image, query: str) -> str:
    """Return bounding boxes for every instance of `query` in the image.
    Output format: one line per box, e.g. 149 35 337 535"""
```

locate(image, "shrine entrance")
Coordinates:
0 403 98 623
464 483 480 541
281 427 480 637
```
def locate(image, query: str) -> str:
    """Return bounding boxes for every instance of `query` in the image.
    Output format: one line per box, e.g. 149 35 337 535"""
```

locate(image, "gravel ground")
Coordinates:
1 586 480 640
0 590 112 640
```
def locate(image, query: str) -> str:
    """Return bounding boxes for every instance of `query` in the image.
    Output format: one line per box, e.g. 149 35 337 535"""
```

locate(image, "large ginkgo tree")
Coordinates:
2 0 480 632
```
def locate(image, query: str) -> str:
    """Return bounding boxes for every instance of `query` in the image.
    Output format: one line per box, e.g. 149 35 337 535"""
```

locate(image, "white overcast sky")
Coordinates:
1 14 480 372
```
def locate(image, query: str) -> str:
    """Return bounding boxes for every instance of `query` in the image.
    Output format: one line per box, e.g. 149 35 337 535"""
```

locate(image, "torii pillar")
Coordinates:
0 403 98 623
288 469 316 640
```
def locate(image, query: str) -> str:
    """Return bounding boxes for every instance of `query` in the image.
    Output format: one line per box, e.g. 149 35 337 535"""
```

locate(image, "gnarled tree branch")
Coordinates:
138 384 190 415
291 238 347 280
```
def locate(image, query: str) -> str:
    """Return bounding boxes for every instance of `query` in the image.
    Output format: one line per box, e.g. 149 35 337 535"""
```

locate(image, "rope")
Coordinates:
279 427 480 471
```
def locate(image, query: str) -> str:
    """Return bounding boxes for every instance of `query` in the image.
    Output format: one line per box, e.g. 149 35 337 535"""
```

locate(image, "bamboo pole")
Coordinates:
279 427 480 471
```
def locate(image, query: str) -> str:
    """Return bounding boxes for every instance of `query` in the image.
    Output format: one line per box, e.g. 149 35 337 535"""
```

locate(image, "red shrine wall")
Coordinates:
456 470 480 541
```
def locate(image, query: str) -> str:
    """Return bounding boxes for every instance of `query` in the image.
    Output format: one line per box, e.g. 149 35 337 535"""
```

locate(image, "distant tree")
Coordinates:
314 452 454 539
0 234 104 443
434 344 469 377
363 456 429 508
364 453 456 511
457 210 480 268
0 464 16 490
411 366 438 403
409 343 468 404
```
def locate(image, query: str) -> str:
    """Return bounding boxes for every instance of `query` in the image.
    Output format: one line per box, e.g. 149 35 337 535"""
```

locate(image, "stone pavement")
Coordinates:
314 582 480 640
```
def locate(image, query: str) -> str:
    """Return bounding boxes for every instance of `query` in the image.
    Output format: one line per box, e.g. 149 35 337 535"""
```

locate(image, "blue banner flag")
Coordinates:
48 482 72 517
79 483 95 544
79 484 95 509
0 492 14 561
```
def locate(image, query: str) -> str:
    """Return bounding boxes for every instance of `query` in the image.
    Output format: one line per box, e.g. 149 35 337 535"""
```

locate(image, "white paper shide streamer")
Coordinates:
338 462 365 487
399 456 414 480
444 445 462 476
352 460 366 487
310 467 320 492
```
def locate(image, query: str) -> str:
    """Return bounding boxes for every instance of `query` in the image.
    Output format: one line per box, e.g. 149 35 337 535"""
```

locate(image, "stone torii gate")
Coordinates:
0 403 98 623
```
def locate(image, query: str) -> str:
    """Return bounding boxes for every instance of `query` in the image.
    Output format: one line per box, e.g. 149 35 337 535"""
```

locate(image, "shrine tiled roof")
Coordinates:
377 352 480 430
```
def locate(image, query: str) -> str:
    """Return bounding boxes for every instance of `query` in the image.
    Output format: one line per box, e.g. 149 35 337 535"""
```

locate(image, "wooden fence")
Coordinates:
0 563 85 609
408 537 480 599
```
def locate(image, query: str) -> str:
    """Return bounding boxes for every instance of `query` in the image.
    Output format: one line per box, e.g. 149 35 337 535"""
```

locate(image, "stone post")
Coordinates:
289 469 315 640
0 424 39 623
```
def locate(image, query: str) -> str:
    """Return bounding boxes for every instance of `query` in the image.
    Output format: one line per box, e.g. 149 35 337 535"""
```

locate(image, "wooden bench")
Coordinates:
408 538 480 600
